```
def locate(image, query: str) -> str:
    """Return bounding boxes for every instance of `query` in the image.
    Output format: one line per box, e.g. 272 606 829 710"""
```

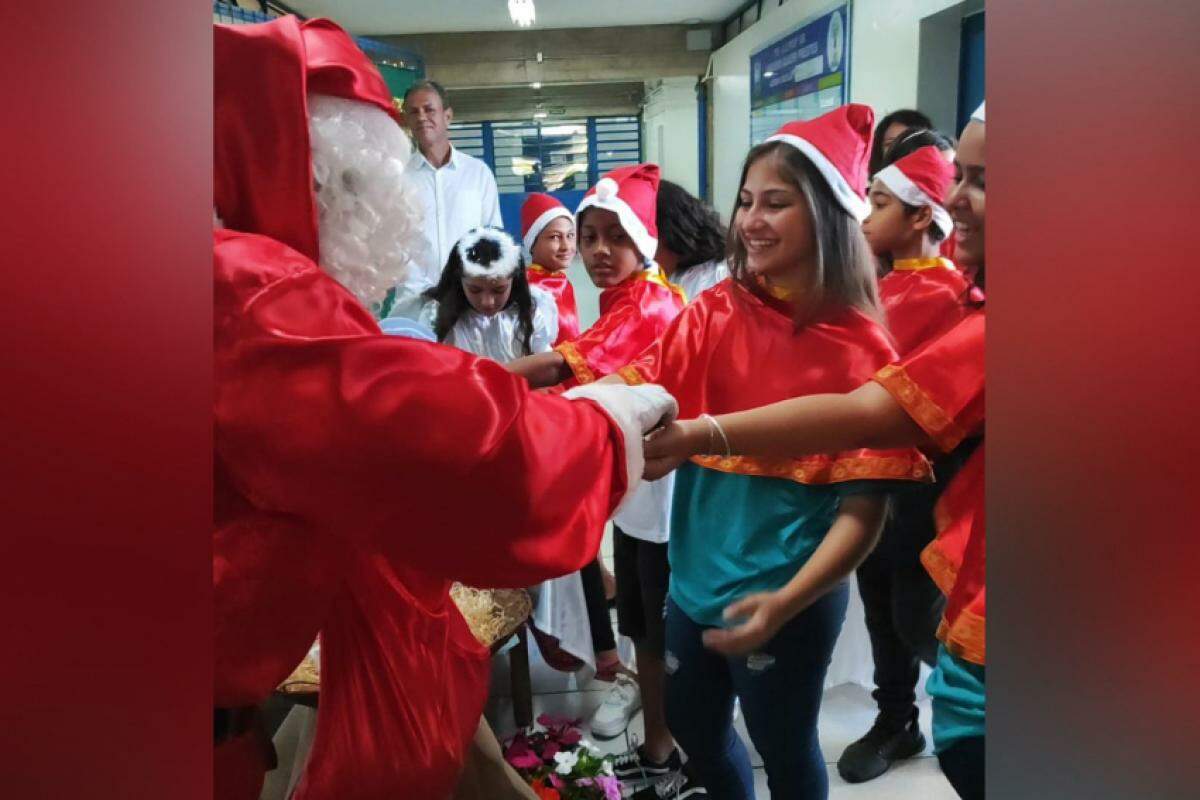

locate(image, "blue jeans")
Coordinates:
663 585 849 800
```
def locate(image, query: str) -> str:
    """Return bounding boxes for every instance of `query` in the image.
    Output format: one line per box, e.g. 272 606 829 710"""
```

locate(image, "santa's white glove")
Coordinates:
563 383 678 510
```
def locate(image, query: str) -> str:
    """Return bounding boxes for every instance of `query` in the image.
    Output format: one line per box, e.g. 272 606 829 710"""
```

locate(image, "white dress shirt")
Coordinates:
405 146 503 286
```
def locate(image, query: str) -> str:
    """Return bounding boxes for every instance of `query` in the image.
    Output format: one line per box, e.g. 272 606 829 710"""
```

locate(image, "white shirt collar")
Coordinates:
413 143 460 172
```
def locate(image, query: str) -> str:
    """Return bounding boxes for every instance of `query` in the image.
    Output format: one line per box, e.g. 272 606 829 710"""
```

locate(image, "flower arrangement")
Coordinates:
502 714 623 800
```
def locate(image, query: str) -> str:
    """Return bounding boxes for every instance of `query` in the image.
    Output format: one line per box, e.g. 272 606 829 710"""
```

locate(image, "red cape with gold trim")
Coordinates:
874 311 985 665
880 258 974 357
555 267 685 387
527 265 581 345
620 279 931 485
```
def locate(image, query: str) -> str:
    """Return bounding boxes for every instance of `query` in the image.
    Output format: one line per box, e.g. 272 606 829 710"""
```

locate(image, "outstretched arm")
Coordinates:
644 381 932 479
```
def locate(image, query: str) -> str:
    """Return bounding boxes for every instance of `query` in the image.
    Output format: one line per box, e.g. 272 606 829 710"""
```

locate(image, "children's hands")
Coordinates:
642 420 702 480
702 592 786 656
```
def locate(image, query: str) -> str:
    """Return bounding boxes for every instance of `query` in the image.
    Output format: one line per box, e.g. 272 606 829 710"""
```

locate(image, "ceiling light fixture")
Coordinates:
531 81 542 89
508 0 536 28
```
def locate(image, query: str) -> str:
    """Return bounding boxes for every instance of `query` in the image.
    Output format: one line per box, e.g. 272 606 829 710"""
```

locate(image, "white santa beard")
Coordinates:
308 94 426 309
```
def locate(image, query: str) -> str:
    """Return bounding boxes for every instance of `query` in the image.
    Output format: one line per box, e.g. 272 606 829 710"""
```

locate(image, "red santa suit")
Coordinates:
522 193 581 345
213 17 667 800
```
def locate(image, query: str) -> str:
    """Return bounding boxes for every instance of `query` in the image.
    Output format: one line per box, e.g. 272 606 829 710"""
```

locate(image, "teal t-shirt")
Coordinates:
667 461 887 628
928 644 986 752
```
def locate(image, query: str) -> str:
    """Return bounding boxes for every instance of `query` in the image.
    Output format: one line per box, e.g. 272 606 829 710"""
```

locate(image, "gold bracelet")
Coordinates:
700 413 731 458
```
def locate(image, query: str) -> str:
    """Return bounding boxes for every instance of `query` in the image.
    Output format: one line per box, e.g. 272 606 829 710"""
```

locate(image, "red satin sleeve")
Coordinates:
616 300 710 414
879 268 973 356
214 232 626 588
554 281 682 385
873 311 985 454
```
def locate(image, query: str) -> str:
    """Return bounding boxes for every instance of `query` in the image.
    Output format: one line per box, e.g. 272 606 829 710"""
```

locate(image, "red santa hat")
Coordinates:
455 228 523 280
575 164 660 264
521 193 574 259
873 145 955 238
214 16 400 262
765 104 875 222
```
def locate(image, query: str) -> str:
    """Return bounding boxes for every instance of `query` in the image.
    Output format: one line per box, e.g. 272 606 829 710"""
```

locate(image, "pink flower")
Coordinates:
592 775 622 800
536 713 580 730
540 740 561 760
548 773 565 790
577 776 622 800
559 727 582 746
503 739 543 771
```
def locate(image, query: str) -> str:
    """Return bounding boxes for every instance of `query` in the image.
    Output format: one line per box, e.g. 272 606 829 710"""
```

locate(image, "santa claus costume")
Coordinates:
213 16 675 800
522 193 581 345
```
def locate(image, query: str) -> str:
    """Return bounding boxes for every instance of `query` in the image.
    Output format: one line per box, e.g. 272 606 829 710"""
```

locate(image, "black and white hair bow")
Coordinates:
455 227 523 279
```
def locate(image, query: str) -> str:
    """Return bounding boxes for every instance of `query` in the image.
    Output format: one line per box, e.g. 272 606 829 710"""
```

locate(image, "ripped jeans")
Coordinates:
663 585 849 800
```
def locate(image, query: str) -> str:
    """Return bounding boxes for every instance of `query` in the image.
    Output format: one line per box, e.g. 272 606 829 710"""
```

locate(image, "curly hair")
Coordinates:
655 180 727 272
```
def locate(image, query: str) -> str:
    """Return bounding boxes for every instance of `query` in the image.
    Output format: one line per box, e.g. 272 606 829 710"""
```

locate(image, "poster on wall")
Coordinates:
749 3 851 144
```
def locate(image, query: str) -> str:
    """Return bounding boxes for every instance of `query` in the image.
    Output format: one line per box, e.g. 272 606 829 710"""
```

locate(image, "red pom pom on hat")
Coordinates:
576 163 661 263
520 193 573 258
765 103 875 221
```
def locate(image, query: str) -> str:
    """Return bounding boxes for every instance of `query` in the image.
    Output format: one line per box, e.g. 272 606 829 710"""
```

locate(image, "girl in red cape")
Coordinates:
643 104 988 800
601 105 932 800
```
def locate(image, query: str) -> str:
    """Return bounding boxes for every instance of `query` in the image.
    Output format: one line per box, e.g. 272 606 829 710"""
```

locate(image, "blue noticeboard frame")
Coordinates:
749 3 852 144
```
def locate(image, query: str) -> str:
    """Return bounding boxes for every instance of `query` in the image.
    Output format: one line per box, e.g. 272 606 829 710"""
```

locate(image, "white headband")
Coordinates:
455 228 523 279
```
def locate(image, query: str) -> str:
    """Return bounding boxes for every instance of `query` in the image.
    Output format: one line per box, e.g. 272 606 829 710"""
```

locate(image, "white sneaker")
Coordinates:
590 673 641 738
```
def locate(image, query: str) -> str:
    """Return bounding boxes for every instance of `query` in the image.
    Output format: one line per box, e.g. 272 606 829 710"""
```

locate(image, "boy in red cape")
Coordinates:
213 17 675 800
507 164 686 390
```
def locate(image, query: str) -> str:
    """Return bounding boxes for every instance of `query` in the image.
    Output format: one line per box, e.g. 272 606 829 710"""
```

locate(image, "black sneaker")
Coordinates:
629 764 708 799
611 743 681 790
836 713 926 783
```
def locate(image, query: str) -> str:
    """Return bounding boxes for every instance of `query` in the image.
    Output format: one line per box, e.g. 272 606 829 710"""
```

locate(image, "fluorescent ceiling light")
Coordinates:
533 111 548 119
509 0 535 27
531 81 542 89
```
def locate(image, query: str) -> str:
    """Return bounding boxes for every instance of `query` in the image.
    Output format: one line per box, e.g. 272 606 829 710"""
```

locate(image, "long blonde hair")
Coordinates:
727 141 880 327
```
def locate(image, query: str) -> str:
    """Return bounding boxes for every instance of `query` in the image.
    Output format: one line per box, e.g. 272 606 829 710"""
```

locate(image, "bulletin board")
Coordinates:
749 4 852 144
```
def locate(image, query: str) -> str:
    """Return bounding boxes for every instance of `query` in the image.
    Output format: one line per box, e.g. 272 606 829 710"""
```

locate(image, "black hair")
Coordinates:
881 126 955 164
655 180 727 272
868 108 933 180
728 141 880 327
403 79 451 110
423 230 536 355
577 206 651 265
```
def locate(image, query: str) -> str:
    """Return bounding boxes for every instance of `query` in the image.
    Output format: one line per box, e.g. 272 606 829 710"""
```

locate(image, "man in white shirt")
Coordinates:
402 80 503 286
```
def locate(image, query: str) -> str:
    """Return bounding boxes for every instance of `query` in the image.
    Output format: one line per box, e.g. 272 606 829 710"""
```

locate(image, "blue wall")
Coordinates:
957 12 986 133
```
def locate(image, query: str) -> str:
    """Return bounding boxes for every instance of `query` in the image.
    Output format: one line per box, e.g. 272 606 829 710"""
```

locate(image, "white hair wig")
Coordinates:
308 93 427 309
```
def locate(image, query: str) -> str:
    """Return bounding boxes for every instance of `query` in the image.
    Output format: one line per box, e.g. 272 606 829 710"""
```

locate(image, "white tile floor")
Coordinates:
486 527 958 799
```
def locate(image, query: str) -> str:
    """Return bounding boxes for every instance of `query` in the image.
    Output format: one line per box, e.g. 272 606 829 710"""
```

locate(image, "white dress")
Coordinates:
673 259 730 304
386 283 558 364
